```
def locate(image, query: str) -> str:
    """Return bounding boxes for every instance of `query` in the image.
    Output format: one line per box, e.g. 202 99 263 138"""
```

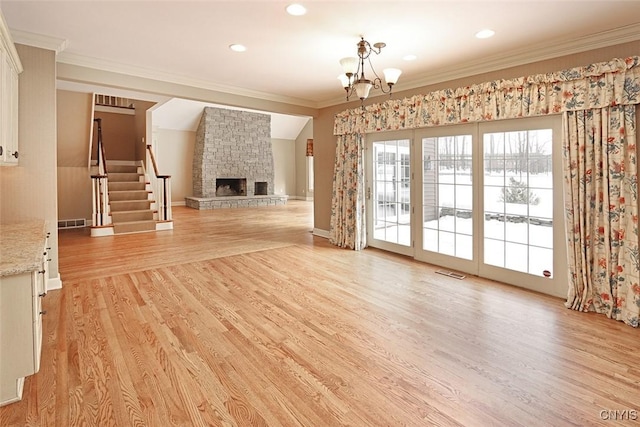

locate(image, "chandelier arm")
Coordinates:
345 84 355 101
367 55 386 90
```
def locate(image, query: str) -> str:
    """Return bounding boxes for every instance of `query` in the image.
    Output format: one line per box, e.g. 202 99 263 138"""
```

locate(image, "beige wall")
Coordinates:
57 90 93 222
271 138 295 196
94 111 136 161
57 167 92 221
155 128 194 204
58 91 92 167
312 41 640 232
135 100 156 161
0 44 59 283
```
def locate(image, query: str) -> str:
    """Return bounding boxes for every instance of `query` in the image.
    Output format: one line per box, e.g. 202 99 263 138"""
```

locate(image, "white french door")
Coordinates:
365 117 567 297
476 117 566 297
365 132 413 256
414 125 477 274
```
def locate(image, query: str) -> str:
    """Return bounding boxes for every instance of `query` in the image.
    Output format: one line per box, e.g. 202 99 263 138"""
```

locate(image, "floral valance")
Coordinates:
334 56 640 135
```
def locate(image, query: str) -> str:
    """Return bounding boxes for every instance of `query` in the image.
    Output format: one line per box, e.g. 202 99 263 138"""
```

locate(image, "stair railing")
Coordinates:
145 144 172 221
90 118 111 226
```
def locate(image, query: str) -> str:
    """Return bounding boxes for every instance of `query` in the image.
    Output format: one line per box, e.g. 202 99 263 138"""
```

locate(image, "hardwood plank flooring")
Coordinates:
2 201 639 426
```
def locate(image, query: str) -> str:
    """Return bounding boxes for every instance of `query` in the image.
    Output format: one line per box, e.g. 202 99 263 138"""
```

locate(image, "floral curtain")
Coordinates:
329 55 640 326
334 57 640 136
563 106 640 327
329 133 366 250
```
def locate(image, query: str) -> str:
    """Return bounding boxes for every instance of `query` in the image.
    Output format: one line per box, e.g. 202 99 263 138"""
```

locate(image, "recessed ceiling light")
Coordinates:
229 44 247 52
403 54 417 61
475 29 495 39
286 3 307 16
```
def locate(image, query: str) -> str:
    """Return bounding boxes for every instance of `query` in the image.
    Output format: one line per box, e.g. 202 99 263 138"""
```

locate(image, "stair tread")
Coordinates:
111 209 158 215
108 190 151 201
114 219 157 225
109 182 146 185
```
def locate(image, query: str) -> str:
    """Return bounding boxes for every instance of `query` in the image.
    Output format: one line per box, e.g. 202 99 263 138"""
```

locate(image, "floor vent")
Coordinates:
58 218 87 229
435 269 466 280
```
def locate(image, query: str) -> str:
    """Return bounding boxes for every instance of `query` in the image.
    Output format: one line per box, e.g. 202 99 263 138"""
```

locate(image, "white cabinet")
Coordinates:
0 11 22 165
0 227 49 406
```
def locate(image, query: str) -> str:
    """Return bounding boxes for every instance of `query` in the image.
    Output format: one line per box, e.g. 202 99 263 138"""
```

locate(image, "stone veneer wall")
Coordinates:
192 107 274 198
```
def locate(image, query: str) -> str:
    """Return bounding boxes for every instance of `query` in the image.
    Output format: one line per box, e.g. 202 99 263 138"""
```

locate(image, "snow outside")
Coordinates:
373 129 554 277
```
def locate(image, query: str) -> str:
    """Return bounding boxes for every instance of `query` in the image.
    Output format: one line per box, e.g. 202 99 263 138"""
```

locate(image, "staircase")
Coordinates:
90 116 173 237
107 164 157 234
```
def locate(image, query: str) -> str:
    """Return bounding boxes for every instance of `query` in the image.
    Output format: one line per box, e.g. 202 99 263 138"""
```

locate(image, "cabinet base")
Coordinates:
0 377 24 407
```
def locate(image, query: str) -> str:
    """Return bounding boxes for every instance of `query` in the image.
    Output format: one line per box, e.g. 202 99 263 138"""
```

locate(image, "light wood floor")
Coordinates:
2 200 639 426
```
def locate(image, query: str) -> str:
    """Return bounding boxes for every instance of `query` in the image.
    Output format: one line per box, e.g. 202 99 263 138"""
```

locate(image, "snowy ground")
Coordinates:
373 169 555 277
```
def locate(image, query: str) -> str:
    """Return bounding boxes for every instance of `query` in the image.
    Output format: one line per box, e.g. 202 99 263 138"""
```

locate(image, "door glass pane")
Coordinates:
483 129 553 276
484 238 505 267
438 231 456 256
372 139 411 247
422 135 473 260
423 227 438 252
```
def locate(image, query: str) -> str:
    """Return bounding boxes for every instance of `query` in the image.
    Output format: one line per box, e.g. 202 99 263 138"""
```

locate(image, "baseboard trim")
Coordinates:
91 226 114 237
312 228 329 239
156 221 174 231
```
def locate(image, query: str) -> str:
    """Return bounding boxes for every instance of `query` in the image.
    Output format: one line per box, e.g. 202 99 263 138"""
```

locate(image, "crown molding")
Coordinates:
10 29 68 54
402 23 640 92
8 29 318 108
317 23 640 109
56 51 319 109
9 22 640 110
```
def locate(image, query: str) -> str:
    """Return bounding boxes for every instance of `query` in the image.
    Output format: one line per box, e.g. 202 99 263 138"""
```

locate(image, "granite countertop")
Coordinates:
0 220 48 277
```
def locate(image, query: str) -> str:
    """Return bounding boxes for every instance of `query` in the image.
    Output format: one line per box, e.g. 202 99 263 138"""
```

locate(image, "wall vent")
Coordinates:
58 218 87 229
435 269 466 280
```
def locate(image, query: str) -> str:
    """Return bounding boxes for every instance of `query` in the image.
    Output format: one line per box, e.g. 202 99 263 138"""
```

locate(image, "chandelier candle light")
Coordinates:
338 37 402 102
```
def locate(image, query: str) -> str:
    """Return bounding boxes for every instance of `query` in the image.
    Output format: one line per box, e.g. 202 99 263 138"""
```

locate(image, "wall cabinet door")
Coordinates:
0 21 21 166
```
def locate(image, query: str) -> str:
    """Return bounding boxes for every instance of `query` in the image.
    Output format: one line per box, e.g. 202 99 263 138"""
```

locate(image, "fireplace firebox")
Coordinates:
216 178 247 197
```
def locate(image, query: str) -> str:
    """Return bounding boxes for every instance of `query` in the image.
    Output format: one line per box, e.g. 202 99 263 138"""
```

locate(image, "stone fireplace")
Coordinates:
186 106 286 209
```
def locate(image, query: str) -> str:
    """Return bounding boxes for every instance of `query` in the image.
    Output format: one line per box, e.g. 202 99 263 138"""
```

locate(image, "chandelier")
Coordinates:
338 37 402 102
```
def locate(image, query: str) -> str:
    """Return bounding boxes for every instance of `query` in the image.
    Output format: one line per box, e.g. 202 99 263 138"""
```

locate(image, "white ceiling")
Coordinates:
2 0 640 133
